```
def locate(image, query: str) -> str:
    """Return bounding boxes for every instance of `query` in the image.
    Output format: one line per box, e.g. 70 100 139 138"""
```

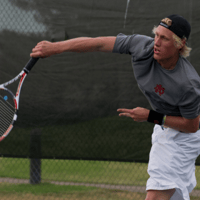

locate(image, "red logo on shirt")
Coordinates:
154 84 165 96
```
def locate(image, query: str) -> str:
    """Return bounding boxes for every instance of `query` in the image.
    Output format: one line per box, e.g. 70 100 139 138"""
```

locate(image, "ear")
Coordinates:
177 39 186 51
181 38 186 46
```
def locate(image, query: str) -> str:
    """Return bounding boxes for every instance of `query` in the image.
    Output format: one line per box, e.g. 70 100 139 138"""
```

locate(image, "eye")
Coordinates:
161 36 169 41
154 33 159 39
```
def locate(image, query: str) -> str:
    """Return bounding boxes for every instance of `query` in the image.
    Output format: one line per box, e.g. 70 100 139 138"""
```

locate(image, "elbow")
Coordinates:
186 123 199 133
187 129 198 133
94 38 104 51
182 117 199 133
190 127 199 133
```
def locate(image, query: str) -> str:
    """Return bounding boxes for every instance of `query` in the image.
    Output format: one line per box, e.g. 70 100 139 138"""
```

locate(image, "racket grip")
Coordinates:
24 57 39 74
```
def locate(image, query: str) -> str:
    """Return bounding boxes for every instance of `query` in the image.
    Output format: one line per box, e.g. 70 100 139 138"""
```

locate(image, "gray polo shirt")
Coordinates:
113 33 200 119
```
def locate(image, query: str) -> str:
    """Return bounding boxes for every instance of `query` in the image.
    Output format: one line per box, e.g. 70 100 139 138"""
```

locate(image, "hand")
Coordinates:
117 107 150 122
30 41 58 58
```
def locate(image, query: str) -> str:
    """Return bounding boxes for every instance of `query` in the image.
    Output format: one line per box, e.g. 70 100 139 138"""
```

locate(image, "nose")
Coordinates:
154 37 161 47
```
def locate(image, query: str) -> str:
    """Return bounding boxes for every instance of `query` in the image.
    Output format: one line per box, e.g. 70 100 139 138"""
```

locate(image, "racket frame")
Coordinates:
0 57 39 141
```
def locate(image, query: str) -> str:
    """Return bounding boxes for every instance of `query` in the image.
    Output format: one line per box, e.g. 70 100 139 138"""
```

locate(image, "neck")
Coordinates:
157 55 179 70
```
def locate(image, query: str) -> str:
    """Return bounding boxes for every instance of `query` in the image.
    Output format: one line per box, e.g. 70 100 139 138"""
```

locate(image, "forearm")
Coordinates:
56 36 116 53
164 115 199 133
55 37 100 53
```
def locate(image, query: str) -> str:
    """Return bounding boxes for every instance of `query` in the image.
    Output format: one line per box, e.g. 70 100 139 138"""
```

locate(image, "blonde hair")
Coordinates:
152 26 192 58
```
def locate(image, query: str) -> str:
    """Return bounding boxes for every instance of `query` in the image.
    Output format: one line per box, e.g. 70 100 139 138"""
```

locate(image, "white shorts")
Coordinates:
146 125 200 200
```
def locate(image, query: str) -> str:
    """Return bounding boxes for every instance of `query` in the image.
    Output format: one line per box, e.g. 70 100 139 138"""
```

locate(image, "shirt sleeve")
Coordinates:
112 33 154 62
179 88 200 119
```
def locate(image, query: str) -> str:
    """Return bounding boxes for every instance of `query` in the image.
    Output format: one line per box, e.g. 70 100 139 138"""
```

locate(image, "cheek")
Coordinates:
162 44 177 57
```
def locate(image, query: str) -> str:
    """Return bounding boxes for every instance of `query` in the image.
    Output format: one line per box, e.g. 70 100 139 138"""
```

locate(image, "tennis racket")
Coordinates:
0 57 39 142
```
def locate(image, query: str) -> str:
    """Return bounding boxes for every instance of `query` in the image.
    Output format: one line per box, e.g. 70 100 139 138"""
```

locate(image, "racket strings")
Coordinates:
0 96 15 136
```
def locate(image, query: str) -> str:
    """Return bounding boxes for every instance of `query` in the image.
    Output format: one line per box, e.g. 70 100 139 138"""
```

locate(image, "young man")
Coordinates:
31 15 200 200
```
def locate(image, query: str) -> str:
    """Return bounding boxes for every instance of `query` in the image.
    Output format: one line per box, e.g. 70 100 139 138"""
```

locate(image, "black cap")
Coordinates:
159 14 191 40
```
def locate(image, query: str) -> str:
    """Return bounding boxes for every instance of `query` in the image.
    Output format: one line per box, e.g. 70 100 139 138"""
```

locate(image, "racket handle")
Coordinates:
24 57 39 74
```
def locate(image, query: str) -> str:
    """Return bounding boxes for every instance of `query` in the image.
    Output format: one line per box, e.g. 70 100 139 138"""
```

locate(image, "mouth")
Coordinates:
154 47 160 54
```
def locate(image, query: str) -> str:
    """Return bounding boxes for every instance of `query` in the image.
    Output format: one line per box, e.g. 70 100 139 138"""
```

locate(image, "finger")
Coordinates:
30 52 44 58
31 47 40 53
119 113 133 118
32 42 46 50
117 108 132 113
37 41 47 46
119 113 129 117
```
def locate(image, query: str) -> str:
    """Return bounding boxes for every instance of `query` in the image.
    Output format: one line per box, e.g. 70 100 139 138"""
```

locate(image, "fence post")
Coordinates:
30 128 41 184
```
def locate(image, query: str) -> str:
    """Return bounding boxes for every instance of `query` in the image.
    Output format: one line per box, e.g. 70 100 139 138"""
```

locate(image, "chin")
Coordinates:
153 53 160 61
154 53 164 61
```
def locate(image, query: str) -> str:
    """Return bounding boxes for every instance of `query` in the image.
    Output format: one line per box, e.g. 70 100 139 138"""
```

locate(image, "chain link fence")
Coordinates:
0 0 200 199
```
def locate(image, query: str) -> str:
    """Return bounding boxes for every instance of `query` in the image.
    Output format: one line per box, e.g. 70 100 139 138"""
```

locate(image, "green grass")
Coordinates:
0 183 147 200
1 157 200 190
0 158 149 186
0 183 199 200
0 182 96 195
1 158 200 188
0 158 149 199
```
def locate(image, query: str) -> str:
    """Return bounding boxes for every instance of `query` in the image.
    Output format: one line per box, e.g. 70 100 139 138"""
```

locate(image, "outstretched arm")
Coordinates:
117 107 199 133
30 36 116 58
